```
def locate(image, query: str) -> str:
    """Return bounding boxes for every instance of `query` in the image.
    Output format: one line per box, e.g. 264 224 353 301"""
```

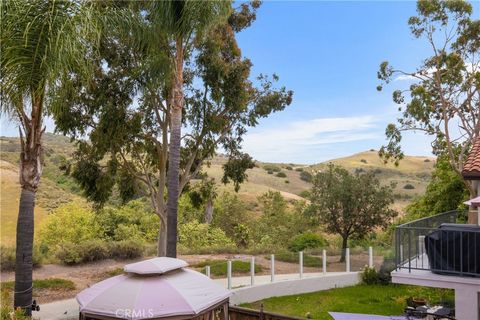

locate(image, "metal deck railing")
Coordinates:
394 210 480 277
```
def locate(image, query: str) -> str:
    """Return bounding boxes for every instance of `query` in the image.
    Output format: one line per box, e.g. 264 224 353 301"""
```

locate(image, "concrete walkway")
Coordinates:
36 272 355 320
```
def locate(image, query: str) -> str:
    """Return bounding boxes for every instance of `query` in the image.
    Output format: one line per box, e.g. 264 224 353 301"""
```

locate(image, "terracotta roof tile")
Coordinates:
462 137 480 179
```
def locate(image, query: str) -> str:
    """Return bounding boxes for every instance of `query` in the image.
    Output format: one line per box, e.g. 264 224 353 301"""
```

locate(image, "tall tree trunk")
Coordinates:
14 189 35 316
166 37 184 258
14 106 43 314
204 199 214 224
340 236 348 263
157 221 167 257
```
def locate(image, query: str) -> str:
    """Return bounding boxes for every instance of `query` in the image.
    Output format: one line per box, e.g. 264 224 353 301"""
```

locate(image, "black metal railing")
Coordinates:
395 210 480 277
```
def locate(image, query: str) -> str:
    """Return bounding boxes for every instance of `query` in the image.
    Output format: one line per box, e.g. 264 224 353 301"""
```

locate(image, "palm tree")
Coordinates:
0 1 113 313
149 1 230 257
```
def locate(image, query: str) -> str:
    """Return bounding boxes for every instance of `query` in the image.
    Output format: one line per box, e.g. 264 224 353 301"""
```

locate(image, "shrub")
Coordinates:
267 170 273 174
285 180 290 184
299 171 312 182
38 202 102 248
288 232 326 252
109 240 144 260
403 183 415 190
56 239 145 265
299 190 310 198
275 172 287 178
360 159 367 163
178 221 234 250
361 267 380 285
0 245 42 271
264 165 281 172
378 258 395 285
56 243 82 265
82 240 110 262
424 159 431 162
233 224 250 248
285 166 293 170
355 168 365 174
295 168 304 172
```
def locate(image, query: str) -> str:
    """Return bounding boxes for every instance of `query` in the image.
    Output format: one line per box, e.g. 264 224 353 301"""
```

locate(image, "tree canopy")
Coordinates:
307 164 397 261
52 1 292 255
377 0 480 195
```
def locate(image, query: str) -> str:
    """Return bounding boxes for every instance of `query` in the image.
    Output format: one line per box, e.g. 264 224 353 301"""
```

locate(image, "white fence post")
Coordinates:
205 265 211 278
322 249 327 274
299 251 304 279
227 260 232 290
400 244 404 263
270 254 275 282
250 256 255 286
346 248 350 272
368 246 373 268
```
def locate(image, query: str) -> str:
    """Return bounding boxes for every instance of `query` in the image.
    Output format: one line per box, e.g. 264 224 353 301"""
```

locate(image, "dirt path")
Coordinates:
0 253 383 304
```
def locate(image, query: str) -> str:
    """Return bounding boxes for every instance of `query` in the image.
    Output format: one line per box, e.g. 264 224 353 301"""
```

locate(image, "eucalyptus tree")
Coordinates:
52 1 293 256
0 0 114 313
377 0 480 196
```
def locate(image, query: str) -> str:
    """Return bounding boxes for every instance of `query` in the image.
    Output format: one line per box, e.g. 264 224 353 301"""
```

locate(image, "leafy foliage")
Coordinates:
377 0 480 196
288 232 326 252
307 164 397 261
178 221 234 251
405 155 468 219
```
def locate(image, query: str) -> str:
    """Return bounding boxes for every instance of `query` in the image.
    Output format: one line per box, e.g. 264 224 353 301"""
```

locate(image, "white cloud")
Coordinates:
242 115 380 163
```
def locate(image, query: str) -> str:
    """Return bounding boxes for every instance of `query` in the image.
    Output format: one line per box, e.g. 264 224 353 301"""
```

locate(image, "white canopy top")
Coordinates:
124 257 188 275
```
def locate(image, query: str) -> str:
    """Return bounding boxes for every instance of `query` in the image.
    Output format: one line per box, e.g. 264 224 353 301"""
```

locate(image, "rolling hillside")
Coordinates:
0 134 435 244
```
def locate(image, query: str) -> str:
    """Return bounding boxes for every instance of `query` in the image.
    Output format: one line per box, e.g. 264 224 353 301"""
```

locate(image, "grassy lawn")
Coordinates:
241 284 454 320
193 260 262 276
1 278 76 291
266 252 322 267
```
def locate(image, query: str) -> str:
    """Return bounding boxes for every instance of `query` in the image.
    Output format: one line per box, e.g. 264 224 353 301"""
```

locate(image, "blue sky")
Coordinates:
1 2 477 164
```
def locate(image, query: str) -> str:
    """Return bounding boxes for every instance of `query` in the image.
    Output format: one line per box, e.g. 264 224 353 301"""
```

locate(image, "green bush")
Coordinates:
299 171 312 182
285 166 293 170
403 183 415 190
56 240 144 265
193 260 262 277
0 245 42 271
288 232 326 252
275 172 287 178
264 165 281 172
285 180 289 184
361 267 380 285
56 243 82 265
38 202 102 249
178 221 234 250
109 240 144 260
360 159 367 163
295 168 304 172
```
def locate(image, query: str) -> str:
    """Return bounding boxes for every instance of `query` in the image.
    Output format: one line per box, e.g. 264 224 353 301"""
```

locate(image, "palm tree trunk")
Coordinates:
166 37 184 258
14 190 36 315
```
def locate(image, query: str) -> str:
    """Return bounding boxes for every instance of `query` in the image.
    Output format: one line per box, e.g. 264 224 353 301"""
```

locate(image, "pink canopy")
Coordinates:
464 196 480 207
77 258 230 320
124 257 188 275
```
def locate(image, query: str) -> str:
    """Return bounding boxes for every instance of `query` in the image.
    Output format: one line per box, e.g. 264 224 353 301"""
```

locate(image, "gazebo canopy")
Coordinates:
77 258 230 320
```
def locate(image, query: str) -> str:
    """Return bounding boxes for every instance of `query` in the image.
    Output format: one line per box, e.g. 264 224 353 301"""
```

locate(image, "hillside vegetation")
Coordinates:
0 134 435 245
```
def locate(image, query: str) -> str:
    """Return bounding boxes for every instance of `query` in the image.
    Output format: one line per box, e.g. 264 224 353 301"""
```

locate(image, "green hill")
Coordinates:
0 134 435 244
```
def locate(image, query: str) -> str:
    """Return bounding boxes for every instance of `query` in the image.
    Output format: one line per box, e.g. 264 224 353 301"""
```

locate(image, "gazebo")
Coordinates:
77 257 230 320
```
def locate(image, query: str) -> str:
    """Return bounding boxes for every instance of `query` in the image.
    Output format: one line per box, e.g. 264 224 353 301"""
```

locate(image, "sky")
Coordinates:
1 1 478 164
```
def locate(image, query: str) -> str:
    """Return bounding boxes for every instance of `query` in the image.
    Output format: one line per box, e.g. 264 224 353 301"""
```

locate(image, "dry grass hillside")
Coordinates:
0 134 435 244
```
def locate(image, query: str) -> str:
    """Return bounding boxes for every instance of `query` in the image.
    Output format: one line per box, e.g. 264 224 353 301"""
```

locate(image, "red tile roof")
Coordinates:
462 137 480 179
